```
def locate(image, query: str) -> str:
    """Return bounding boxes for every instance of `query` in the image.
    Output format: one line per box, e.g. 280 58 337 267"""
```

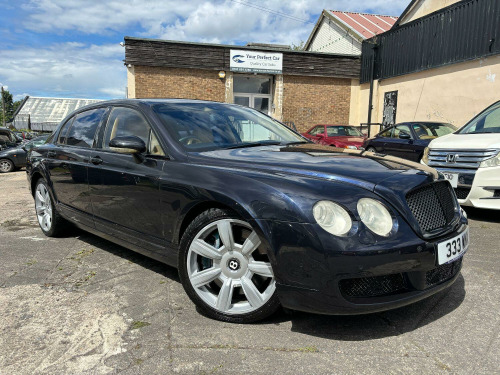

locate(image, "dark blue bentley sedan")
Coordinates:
27 100 469 323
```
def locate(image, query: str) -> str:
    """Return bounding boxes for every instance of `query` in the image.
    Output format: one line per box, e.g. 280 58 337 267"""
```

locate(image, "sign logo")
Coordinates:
229 49 283 74
446 154 458 163
232 55 245 63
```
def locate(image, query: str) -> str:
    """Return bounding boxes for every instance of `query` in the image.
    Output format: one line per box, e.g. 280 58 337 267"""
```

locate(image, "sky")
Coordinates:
0 0 408 101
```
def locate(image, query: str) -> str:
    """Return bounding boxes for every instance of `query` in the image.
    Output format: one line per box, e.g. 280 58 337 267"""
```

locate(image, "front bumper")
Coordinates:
434 166 500 210
261 217 468 315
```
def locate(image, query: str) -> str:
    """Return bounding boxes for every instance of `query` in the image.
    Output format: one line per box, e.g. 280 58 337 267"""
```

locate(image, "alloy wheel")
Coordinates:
0 159 13 173
35 183 53 232
186 219 275 315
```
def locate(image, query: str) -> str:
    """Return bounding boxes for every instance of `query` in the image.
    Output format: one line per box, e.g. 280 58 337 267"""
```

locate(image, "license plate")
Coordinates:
442 172 458 188
437 228 469 265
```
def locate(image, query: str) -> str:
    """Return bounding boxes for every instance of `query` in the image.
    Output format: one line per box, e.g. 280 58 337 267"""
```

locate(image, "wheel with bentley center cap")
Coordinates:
178 208 280 323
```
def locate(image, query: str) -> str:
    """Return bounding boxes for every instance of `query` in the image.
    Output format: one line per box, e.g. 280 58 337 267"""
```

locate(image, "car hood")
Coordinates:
189 144 437 191
0 146 24 155
428 133 500 149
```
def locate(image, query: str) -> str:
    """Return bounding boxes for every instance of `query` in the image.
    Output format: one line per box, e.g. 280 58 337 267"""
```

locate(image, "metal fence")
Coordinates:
361 0 500 83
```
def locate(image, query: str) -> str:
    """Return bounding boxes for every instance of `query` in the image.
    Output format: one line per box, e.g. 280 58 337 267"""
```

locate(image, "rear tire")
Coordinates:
0 159 14 173
178 208 280 323
366 146 377 153
34 178 69 237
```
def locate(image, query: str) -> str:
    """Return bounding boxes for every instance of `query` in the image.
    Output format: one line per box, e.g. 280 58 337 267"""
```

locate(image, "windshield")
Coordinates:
326 126 363 137
458 102 500 134
153 102 305 151
412 123 456 139
26 135 49 149
0 130 17 144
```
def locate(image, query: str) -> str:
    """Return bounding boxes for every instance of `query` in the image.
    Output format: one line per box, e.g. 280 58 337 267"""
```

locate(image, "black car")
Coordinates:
27 100 469 323
363 122 456 162
0 127 22 151
0 135 49 173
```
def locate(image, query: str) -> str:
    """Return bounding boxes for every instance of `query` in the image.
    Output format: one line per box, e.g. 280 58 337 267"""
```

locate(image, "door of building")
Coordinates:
233 75 272 115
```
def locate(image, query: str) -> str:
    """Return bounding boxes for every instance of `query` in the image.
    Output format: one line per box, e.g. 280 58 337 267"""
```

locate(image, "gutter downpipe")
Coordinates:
367 40 378 138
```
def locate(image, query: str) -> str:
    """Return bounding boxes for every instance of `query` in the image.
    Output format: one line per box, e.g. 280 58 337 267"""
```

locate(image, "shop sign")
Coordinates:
230 49 283 74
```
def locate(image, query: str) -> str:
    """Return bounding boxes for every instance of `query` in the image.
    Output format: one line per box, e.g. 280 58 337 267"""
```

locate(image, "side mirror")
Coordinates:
399 132 411 139
21 146 28 152
317 133 325 138
109 136 146 154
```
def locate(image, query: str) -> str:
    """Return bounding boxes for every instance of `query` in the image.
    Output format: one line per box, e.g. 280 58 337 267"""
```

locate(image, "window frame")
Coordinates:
393 124 413 139
59 107 108 149
98 105 167 157
378 127 393 138
56 117 75 145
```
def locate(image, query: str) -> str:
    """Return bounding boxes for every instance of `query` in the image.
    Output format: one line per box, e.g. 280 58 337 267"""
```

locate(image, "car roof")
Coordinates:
61 98 243 118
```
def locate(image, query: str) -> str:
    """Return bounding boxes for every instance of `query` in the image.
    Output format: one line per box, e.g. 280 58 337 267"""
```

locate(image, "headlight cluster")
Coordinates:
313 201 352 236
313 198 395 237
480 152 500 168
357 198 394 237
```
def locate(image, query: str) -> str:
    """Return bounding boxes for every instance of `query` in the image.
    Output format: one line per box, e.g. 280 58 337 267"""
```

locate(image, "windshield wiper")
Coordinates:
282 141 310 145
224 140 283 149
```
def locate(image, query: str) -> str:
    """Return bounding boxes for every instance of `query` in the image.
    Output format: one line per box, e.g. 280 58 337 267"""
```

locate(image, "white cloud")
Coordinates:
3 0 408 99
0 43 125 99
23 0 407 44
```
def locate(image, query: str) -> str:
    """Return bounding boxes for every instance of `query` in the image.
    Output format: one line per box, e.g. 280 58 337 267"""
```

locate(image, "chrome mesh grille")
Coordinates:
406 181 457 234
428 149 499 169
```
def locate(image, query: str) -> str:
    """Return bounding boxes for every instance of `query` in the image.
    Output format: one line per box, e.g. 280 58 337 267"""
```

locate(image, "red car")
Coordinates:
302 124 366 149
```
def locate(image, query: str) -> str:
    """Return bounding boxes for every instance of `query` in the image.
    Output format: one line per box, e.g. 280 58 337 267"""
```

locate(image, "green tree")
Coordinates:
291 40 305 51
0 89 15 125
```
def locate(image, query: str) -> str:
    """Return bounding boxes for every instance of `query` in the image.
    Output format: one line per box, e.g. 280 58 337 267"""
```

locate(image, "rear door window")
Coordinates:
66 108 106 148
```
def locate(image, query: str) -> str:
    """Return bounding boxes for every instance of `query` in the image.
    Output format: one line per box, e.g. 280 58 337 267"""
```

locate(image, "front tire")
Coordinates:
34 179 69 237
178 208 280 323
366 146 377 153
0 158 14 173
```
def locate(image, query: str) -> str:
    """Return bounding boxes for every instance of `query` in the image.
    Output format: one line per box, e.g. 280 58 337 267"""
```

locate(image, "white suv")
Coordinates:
422 101 500 210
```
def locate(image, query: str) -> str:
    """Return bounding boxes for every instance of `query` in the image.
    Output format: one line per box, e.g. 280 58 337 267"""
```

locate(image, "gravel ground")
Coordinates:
0 170 499 375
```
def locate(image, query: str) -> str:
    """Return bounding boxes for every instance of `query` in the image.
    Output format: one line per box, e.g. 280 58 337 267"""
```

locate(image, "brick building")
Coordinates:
124 37 360 133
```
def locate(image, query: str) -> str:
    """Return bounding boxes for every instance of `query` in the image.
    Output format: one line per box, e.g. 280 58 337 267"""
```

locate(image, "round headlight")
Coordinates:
313 201 352 236
357 198 394 237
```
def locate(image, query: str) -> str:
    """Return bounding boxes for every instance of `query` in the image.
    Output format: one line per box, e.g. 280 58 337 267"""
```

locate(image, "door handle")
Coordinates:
90 156 103 165
47 151 56 158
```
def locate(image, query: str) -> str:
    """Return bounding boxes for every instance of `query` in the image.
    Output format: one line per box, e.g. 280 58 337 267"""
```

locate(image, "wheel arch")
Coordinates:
0 157 14 168
30 171 44 197
177 200 244 245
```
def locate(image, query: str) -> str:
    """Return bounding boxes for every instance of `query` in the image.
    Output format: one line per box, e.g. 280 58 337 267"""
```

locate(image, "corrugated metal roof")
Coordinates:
328 11 397 40
13 96 102 131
